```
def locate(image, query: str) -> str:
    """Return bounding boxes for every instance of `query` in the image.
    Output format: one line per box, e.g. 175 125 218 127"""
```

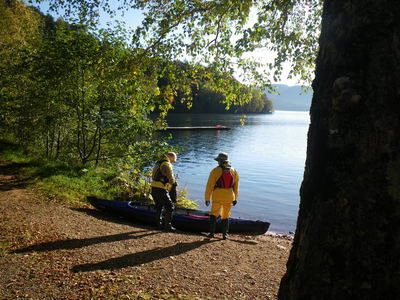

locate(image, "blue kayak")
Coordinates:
88 197 270 235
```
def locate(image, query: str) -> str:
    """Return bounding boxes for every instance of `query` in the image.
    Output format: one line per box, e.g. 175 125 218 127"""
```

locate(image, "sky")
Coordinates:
33 1 303 86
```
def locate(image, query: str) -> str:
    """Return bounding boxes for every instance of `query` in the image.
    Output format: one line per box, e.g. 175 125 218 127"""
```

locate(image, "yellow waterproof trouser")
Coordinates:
210 201 233 219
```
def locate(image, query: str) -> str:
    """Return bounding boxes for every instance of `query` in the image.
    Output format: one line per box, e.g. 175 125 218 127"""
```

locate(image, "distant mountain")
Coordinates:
265 84 312 111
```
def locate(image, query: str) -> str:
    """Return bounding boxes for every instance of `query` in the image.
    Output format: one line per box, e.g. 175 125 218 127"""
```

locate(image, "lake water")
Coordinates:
162 111 310 234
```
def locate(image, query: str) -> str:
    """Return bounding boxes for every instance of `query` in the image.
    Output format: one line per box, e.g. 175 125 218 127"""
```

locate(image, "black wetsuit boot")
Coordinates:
208 215 216 238
155 208 163 229
222 218 229 240
163 210 176 232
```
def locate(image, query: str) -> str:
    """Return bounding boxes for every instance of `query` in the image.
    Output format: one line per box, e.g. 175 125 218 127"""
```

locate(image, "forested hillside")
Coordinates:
172 86 274 114
265 84 312 111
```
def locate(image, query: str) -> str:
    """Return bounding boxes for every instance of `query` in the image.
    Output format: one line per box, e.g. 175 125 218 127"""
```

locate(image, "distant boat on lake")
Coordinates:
160 125 231 131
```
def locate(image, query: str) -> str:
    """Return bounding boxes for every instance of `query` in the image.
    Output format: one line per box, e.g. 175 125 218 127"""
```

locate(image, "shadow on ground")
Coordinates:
13 230 159 254
72 207 156 229
0 162 31 191
72 239 217 272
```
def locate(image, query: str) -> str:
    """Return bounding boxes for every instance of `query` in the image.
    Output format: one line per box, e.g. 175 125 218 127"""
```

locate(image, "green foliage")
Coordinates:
0 140 197 208
154 60 274 113
0 0 43 140
109 169 198 209
0 2 174 167
0 140 32 163
35 22 163 165
176 186 198 210
109 170 152 202
36 0 323 87
122 141 180 174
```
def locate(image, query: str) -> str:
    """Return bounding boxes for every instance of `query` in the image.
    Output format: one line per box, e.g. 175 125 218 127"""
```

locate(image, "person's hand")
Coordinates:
232 200 237 206
205 201 210 207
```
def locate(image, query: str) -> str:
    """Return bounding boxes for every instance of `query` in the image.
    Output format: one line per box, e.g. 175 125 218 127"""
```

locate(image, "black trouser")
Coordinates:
151 187 174 228
169 183 177 203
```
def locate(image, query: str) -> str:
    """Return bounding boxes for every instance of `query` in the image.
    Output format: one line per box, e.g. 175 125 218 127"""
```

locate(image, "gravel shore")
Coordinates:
0 162 292 299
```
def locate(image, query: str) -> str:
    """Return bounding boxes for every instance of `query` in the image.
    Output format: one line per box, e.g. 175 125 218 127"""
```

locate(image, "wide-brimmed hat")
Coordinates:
214 152 229 162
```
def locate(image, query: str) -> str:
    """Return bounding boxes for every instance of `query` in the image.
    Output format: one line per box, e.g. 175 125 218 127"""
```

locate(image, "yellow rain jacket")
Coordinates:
151 155 176 191
205 163 239 219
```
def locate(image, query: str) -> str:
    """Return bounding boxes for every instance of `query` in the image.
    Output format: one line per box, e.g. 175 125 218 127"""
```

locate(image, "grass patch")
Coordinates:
0 141 123 205
34 167 123 205
0 140 33 164
0 140 198 209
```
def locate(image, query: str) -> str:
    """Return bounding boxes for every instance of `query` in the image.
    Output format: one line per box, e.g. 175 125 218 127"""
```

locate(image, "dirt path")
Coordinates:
0 161 291 299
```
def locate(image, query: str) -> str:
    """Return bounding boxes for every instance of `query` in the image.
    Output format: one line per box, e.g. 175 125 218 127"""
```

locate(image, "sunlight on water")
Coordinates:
163 111 310 234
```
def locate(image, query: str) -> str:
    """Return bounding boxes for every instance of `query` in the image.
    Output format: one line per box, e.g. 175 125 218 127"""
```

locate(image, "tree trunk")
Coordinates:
55 127 61 159
279 1 400 299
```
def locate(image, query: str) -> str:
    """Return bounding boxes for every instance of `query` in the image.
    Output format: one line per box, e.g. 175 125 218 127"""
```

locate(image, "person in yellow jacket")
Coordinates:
205 152 239 240
151 152 177 231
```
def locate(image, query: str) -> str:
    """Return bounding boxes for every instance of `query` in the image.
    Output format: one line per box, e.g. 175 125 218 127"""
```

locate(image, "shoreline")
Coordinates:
0 161 291 299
